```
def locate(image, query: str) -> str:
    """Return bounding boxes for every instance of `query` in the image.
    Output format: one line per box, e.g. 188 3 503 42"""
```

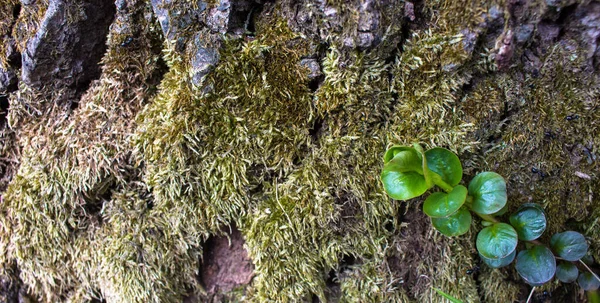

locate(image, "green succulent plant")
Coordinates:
381 143 600 294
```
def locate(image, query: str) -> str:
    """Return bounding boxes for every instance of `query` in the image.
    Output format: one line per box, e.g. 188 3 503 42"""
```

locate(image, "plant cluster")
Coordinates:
381 144 600 292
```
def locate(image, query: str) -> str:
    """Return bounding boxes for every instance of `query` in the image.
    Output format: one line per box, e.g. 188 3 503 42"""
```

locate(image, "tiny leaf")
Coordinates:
414 144 434 187
515 245 556 286
423 185 468 218
425 148 463 186
476 223 518 259
384 145 420 164
556 262 579 283
431 207 472 237
582 254 595 266
383 148 423 173
550 231 589 261
578 272 600 291
509 204 547 241
479 249 516 269
432 287 465 303
468 172 507 215
381 148 430 200
381 170 429 201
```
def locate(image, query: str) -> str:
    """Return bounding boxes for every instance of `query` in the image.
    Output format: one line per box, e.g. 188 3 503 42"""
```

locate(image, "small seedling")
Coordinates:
381 143 600 294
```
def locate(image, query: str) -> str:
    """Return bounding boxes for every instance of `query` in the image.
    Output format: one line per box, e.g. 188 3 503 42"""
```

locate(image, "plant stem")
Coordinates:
472 211 500 223
463 196 500 223
526 287 536 303
432 177 500 223
432 176 454 193
580 260 600 283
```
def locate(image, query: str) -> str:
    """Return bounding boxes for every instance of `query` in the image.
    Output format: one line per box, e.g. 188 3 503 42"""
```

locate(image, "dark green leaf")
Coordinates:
550 231 589 261
520 203 545 213
431 207 472 237
479 249 516 269
425 148 463 186
582 254 595 266
578 272 600 291
468 172 507 215
491 203 509 216
509 204 547 241
423 185 468 218
515 245 556 286
476 223 518 259
556 262 579 283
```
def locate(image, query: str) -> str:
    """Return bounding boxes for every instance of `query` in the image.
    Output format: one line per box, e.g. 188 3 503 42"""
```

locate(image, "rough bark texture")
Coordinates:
0 0 599 302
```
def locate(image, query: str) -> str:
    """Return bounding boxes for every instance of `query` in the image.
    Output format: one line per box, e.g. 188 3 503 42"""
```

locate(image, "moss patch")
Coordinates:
0 0 598 302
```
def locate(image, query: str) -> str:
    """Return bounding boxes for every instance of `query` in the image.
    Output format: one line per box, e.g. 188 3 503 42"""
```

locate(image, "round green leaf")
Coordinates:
468 172 507 215
578 272 600 291
425 148 463 186
515 245 556 286
431 207 472 237
520 203 545 213
550 231 589 261
476 223 518 259
381 170 429 201
479 249 516 269
556 262 579 283
384 145 421 164
423 185 468 218
509 204 547 241
383 148 423 173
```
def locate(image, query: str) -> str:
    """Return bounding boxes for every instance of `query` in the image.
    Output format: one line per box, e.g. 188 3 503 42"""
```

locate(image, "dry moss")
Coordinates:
12 0 48 53
0 0 598 302
95 185 197 303
1 1 164 301
467 40 599 232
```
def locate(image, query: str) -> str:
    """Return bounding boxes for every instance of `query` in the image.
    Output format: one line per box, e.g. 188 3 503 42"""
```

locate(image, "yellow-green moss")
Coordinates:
1 1 164 301
1 0 599 302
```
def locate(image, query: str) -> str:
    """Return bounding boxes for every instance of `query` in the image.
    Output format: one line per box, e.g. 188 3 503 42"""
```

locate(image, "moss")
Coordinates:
0 0 598 302
95 186 197 303
338 260 411 303
0 0 19 68
478 266 521 303
388 30 477 152
467 40 599 231
0 1 165 300
12 0 48 53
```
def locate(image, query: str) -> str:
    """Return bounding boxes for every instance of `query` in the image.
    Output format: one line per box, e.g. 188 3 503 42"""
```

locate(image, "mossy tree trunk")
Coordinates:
0 0 598 302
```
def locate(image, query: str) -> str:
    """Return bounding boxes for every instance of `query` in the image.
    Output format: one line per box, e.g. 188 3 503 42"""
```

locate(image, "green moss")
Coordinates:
338 260 411 303
0 1 165 300
469 40 599 231
96 186 197 303
1 0 598 302
388 30 477 152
